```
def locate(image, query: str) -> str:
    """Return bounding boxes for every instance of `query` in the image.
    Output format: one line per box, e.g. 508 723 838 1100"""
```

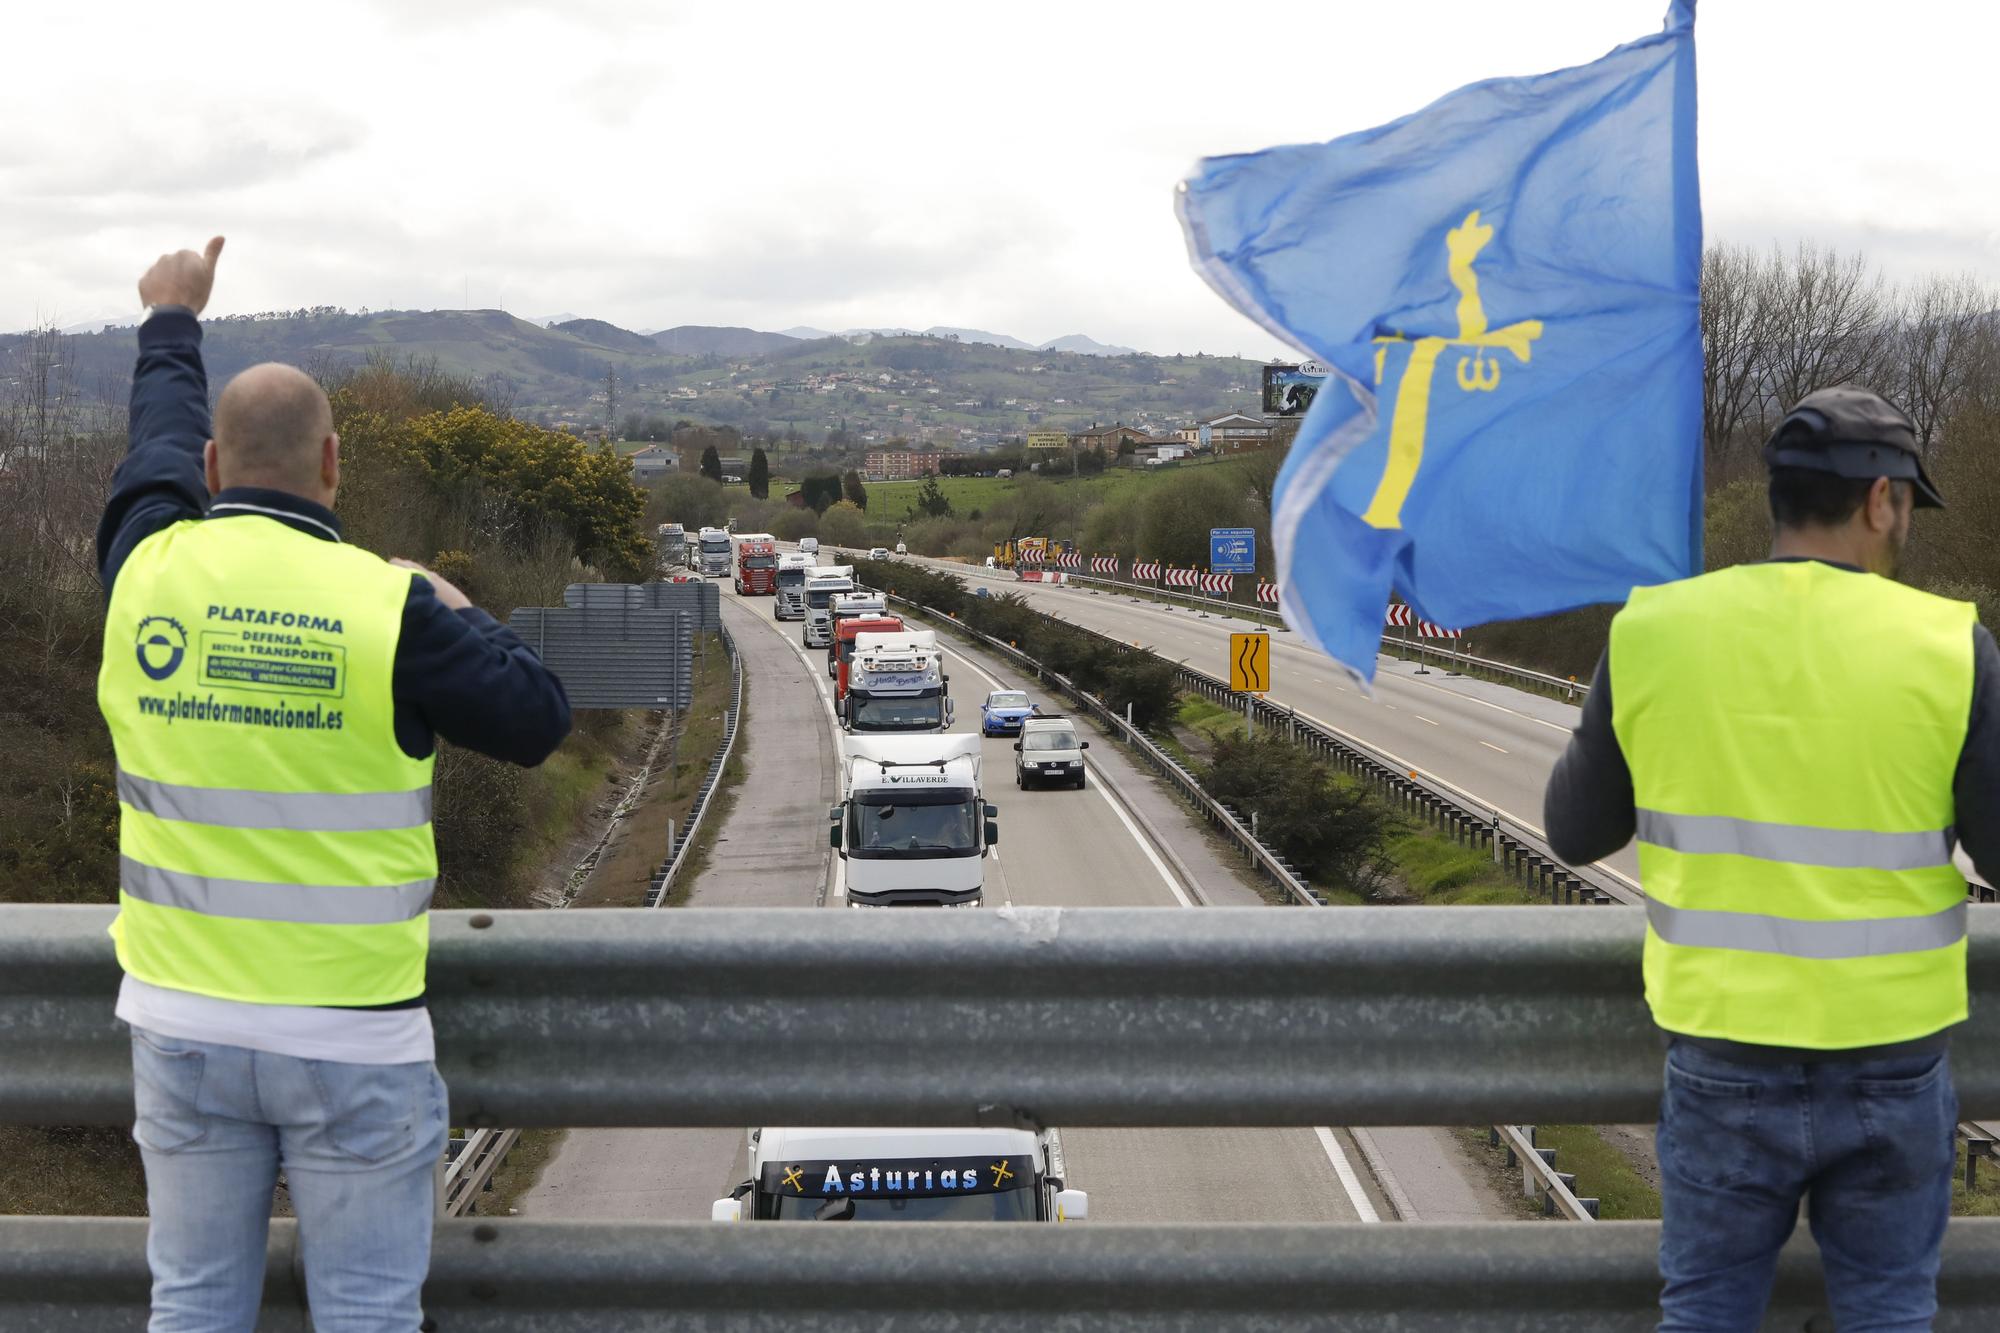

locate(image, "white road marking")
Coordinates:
1416 715 1439 726
1314 1127 1381 1224
1090 775 1192 908
1480 741 1508 754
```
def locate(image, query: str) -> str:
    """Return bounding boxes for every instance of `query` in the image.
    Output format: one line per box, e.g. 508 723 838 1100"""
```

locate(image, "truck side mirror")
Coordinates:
1012 741 1022 751
985 819 999 846
984 803 998 818
829 806 843 848
1080 740 1090 749
1054 1188 1089 1222
711 1197 743 1223
945 699 955 723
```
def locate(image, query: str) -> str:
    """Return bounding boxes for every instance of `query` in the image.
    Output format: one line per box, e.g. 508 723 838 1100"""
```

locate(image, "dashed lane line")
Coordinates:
1480 741 1509 754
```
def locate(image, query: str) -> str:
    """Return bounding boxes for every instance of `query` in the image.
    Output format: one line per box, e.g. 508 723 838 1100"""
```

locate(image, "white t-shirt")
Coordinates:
117 975 434 1065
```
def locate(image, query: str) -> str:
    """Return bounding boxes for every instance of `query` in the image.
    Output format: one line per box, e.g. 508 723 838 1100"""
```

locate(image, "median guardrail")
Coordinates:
646 622 743 907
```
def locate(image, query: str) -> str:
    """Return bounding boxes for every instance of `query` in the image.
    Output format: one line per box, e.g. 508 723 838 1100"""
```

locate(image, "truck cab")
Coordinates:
714 1126 1085 1223
775 552 816 620
834 615 906 702
803 567 855 648
832 733 995 908
655 523 687 573
733 534 778 595
825 591 888 676
697 526 732 578
845 631 952 733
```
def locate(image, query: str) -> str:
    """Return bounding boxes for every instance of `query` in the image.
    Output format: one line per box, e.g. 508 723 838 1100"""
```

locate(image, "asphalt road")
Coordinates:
532 573 1519 1225
884 552 1639 890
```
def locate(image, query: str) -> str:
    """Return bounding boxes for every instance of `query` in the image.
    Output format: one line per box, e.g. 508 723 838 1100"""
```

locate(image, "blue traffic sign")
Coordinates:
1210 527 1256 574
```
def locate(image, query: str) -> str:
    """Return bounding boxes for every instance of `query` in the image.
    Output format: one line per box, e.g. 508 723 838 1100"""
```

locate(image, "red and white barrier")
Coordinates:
1199 573 1233 596
1091 555 1118 576
1256 582 1279 605
1134 560 1162 581
1019 570 1070 585
1384 604 1461 638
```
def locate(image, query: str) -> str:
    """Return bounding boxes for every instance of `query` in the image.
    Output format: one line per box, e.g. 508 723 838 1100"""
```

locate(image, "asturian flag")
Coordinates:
1177 2 1702 686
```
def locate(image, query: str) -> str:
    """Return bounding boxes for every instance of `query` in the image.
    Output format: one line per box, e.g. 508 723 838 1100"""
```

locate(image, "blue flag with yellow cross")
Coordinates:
1177 2 1702 686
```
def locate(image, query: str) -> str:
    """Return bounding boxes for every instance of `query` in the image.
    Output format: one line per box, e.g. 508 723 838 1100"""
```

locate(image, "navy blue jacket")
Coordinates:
97 310 571 766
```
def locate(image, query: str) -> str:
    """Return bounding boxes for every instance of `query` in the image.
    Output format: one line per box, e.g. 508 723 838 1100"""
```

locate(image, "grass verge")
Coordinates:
481 1127 565 1217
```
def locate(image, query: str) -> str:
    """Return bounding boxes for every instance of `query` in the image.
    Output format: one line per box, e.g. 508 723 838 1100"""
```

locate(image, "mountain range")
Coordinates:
5 308 1256 446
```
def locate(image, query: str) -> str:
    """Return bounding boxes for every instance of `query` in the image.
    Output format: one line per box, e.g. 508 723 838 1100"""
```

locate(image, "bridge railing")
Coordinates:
6 906 2000 1328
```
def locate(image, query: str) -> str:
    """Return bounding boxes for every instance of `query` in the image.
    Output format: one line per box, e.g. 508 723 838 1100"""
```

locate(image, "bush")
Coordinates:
1204 734 1392 890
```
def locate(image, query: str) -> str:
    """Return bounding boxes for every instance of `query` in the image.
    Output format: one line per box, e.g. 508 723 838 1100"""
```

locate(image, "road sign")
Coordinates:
1230 632 1271 694
1026 431 1069 451
1210 527 1256 574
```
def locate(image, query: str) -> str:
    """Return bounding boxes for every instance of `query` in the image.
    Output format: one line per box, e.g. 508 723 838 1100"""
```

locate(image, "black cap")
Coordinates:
1762 385 1943 509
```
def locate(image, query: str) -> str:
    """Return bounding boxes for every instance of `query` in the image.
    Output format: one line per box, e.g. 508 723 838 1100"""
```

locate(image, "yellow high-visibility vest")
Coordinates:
99 514 434 1006
1612 561 1972 1048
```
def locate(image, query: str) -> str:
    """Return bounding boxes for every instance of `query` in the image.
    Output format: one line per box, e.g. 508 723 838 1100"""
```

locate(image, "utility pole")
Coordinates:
605 365 621 439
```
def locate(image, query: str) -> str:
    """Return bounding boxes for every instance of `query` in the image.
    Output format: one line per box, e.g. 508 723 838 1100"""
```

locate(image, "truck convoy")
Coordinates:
831 733 993 908
845 631 952 733
655 523 687 572
803 566 855 648
833 615 906 702
697 526 732 578
733 533 778 596
775 552 816 620
713 1126 1085 1223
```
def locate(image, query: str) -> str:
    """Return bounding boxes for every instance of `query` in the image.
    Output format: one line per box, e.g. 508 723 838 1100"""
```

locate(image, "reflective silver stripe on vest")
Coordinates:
1647 897 1966 960
1636 810 1953 872
118 770 432 832
121 857 433 925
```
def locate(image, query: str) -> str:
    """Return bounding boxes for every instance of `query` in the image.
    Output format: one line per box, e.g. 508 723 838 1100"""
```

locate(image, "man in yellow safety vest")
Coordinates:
99 237 571 1330
1546 385 1998 1330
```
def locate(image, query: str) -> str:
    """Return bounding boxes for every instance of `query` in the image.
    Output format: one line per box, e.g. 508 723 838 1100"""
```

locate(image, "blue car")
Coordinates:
980 690 1036 737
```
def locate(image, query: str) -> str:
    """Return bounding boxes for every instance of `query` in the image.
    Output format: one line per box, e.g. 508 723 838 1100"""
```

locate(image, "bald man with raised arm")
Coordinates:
97 238 571 1333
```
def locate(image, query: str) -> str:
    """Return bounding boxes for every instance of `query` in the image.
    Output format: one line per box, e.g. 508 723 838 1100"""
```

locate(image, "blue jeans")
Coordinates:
1657 1040 1957 1332
129 1026 449 1333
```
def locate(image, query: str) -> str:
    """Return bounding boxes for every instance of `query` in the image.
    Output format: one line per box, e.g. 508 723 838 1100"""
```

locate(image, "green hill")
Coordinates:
4 311 1265 447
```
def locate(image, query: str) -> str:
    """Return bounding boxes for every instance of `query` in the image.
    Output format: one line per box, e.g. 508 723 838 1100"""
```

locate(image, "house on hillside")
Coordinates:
864 449 945 481
627 445 674 480
1203 412 1274 454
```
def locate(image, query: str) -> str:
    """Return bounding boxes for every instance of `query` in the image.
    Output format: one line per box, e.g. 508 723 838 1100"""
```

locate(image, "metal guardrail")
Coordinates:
1493 1123 1599 1221
441 1127 519 1218
13 1215 2000 1331
646 623 743 907
31 906 1986 1129
10 910 2000 1326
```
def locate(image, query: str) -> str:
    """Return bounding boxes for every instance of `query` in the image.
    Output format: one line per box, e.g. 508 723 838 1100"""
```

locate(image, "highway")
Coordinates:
883 552 1638 889
530 572 1512 1226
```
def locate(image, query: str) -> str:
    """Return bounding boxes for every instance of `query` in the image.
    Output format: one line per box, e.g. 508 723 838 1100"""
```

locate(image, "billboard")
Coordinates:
1261 362 1329 417
1025 431 1069 451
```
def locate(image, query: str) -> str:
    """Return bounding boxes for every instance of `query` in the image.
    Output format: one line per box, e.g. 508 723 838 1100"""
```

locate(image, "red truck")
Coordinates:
834 615 904 702
732 534 777 596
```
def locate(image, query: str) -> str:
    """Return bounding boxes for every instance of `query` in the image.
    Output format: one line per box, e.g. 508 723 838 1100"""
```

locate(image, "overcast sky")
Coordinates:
4 1 1995 358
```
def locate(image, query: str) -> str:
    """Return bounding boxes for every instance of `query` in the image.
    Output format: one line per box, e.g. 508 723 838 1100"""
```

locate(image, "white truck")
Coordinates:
713 1126 1085 1223
803 566 854 648
831 733 995 908
825 589 888 675
774 551 816 620
845 631 951 734
697 526 732 578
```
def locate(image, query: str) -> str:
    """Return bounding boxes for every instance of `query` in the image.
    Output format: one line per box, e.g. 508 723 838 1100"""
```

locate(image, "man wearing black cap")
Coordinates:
1546 385 1999 1331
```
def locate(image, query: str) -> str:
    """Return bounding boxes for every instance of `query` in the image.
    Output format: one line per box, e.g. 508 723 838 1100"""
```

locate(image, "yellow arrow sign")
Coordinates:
1230 632 1270 694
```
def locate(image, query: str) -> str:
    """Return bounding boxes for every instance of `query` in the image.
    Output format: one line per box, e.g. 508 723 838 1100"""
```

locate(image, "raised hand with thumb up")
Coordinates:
138 236 225 316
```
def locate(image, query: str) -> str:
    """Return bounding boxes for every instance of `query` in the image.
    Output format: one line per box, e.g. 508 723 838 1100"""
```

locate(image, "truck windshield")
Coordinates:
848 790 977 854
778 570 807 590
1022 730 1078 752
808 589 845 609
701 539 729 553
764 1188 1038 1222
849 695 945 733
744 555 776 569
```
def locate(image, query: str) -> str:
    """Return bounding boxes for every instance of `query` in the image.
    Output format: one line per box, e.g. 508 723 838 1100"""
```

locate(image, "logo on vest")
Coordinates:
135 616 187 681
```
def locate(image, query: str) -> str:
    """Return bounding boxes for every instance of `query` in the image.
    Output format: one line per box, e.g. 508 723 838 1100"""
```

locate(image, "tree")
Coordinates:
1077 445 1108 477
748 447 770 499
800 472 843 513
819 500 869 546
914 476 954 519
700 445 722 483
843 469 868 510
